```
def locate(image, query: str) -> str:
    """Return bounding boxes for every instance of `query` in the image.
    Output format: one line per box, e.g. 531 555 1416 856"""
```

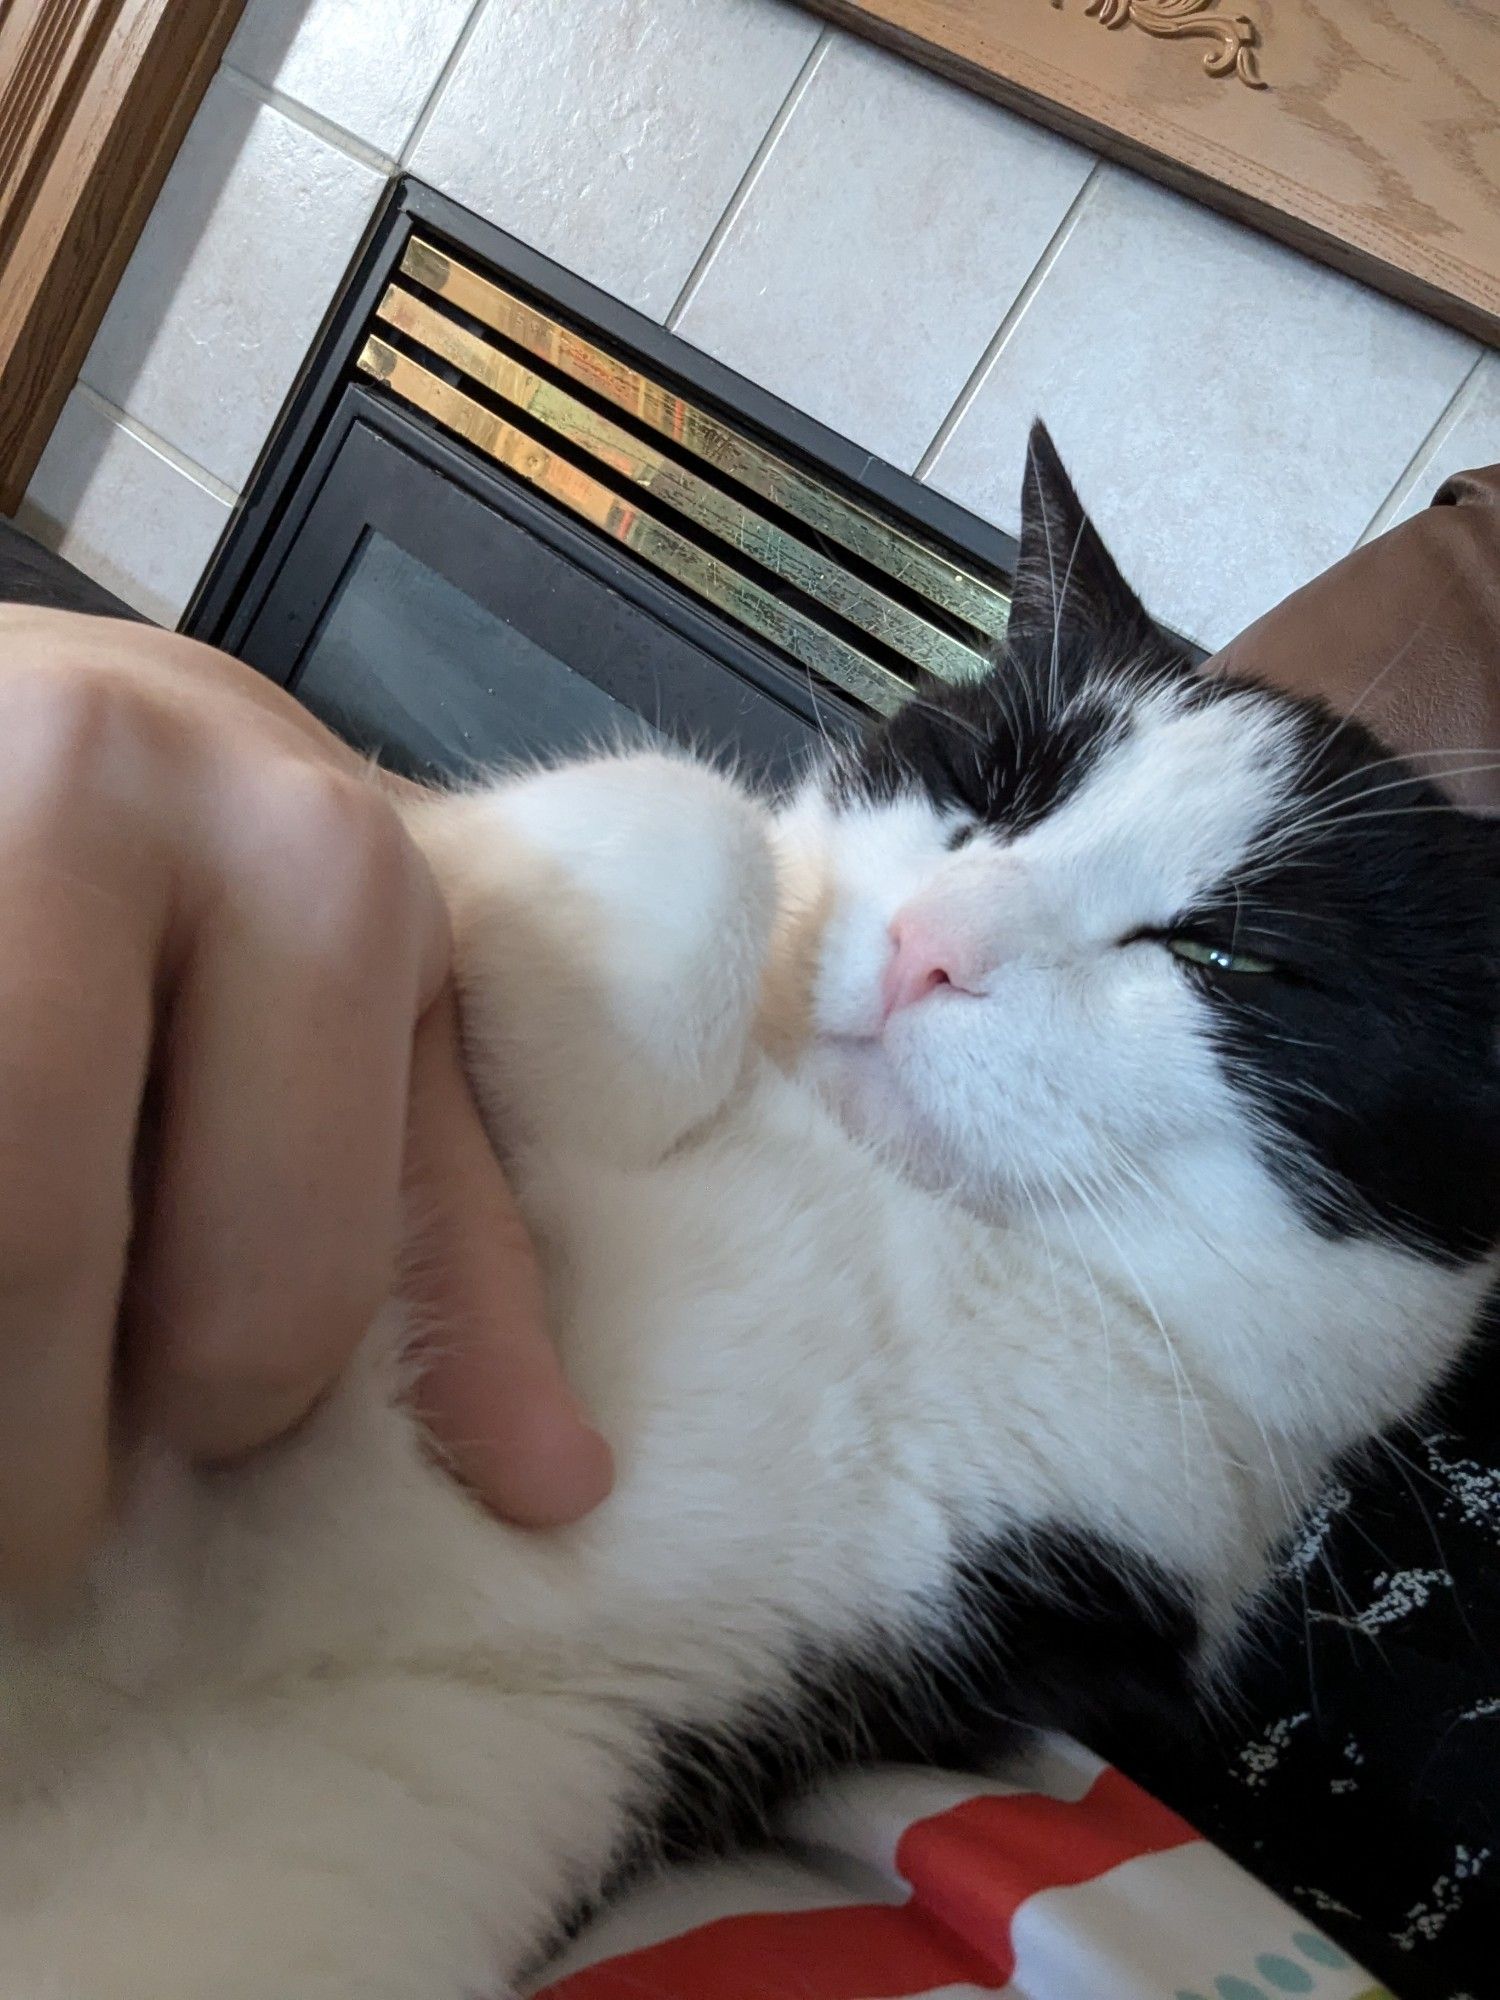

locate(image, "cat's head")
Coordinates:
784 425 1500 1322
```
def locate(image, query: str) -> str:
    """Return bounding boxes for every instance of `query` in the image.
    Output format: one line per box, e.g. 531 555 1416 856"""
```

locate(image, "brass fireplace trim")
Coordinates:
356 336 912 717
396 238 1010 646
373 281 983 688
350 236 1016 714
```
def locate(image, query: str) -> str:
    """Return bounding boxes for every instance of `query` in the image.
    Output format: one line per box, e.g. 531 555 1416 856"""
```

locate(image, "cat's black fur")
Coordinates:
650 1524 1197 1862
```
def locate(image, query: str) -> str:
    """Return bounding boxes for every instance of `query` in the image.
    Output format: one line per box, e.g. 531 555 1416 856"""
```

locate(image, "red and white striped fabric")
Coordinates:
532 1738 1390 2000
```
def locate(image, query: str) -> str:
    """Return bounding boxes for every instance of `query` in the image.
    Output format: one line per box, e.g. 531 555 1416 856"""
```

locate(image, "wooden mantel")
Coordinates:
802 1 1500 346
0 0 248 516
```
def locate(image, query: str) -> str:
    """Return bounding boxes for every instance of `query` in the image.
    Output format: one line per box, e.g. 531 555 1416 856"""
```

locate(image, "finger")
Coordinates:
401 993 613 1528
131 770 429 1462
0 702 162 1592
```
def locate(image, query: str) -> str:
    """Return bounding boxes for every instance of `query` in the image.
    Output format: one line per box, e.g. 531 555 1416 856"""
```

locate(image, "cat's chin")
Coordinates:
804 1035 1037 1228
802 1033 968 1200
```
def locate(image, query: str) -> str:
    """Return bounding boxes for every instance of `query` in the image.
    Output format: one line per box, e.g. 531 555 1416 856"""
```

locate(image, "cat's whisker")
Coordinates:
1286 609 1443 784
1015 1173 1070 1330
1286 742 1498 825
1243 1411 1325 1699
1249 759 1500 857
1038 1172 1120 1436
799 667 843 770
1056 1162 1209 1498
1275 1076 1347 1117
1344 1433 1481 1662
1250 762 1500 861
1091 1134 1261 1293
1245 1026 1332 1056
1026 438 1065 722
1049 515 1090 721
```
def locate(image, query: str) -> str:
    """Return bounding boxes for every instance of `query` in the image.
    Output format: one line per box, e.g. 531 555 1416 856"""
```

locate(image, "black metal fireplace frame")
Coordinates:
187 175 1020 668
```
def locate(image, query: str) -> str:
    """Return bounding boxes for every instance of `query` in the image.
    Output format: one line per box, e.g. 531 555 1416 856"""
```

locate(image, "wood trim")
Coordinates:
0 0 249 515
802 2 1500 347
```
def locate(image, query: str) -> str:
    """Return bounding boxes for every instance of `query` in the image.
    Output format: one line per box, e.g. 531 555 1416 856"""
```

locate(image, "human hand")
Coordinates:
0 607 612 1595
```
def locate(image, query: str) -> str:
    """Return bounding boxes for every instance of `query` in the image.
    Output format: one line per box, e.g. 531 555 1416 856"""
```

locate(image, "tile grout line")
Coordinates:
913 161 1103 484
218 62 397 176
1353 353 1488 547
73 384 242 505
663 26 833 332
400 0 492 167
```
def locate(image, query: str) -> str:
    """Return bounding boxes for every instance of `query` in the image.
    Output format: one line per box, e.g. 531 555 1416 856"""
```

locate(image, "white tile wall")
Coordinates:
923 168 1482 648
226 0 476 160
1377 355 1500 531
674 34 1093 471
80 72 384 492
16 0 1498 643
407 0 821 318
17 392 233 625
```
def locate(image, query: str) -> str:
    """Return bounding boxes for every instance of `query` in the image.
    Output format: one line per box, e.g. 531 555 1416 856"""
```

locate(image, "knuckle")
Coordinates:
260 759 377 845
0 663 151 800
159 1270 387 1412
259 764 423 924
155 1320 321 1423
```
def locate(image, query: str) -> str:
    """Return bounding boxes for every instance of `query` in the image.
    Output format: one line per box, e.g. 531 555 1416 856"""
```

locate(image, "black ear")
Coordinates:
1008 421 1162 664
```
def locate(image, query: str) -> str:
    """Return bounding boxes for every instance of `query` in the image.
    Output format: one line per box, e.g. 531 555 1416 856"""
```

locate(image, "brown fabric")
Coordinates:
1209 466 1500 811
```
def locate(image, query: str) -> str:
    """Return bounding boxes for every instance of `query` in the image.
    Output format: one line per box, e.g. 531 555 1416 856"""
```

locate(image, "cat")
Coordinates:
1 426 1495 2000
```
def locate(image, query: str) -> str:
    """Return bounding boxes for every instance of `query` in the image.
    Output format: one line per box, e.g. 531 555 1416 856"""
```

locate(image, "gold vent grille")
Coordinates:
355 239 1009 716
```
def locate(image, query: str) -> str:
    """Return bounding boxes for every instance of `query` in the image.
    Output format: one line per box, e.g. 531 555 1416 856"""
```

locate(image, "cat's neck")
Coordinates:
1030 1137 1489 1467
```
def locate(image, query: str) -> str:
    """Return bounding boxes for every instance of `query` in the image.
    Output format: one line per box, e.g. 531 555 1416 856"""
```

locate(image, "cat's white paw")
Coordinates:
500 751 775 975
416 752 777 1166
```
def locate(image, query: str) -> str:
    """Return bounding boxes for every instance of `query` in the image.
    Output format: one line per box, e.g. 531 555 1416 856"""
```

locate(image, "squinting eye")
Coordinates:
1167 936 1276 977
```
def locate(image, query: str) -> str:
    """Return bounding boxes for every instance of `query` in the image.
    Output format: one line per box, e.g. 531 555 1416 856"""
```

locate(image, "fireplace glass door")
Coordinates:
293 530 663 774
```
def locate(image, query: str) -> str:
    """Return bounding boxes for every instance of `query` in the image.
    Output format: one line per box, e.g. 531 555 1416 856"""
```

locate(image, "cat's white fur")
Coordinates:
0 718 1487 1998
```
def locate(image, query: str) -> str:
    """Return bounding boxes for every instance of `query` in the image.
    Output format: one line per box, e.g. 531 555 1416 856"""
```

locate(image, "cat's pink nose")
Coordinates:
882 916 964 1018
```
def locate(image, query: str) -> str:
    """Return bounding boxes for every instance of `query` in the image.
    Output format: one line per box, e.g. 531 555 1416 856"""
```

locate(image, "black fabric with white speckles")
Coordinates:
1119 1295 1500 2000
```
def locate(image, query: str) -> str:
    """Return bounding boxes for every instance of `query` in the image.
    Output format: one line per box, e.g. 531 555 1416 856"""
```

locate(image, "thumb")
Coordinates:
399 990 613 1527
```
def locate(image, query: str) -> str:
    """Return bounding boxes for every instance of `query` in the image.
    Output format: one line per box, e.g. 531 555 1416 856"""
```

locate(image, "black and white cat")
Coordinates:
3 429 1495 1998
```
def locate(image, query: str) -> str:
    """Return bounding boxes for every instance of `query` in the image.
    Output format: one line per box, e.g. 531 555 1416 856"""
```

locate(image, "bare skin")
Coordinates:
0 606 613 1596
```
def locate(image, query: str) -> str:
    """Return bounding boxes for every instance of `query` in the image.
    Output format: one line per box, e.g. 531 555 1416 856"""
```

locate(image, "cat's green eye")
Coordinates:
1167 936 1276 977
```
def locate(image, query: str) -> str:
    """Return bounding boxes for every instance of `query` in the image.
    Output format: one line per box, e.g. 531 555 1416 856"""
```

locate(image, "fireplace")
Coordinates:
189 179 1018 785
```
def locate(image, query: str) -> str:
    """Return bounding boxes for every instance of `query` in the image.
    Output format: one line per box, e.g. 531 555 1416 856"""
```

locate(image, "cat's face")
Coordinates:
787 425 1500 1266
